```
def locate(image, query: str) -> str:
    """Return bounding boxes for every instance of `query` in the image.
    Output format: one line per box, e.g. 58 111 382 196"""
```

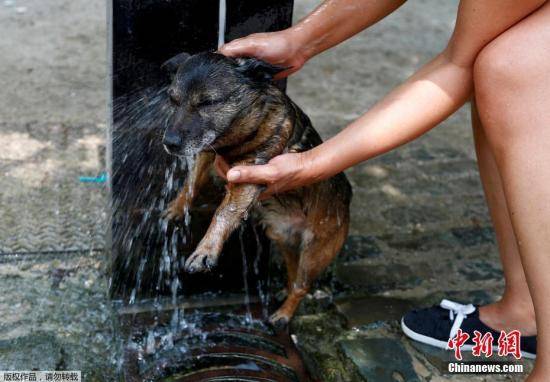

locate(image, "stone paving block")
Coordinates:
0 256 116 380
405 146 436 162
340 235 383 261
383 231 457 252
0 122 106 254
348 163 424 192
458 259 503 282
423 146 466 161
335 261 431 293
339 337 420 382
419 158 479 177
381 204 453 228
294 289 335 316
417 289 496 309
398 177 457 198
410 341 465 373
451 226 496 247
410 340 502 376
0 332 65 370
335 296 415 328
290 313 354 382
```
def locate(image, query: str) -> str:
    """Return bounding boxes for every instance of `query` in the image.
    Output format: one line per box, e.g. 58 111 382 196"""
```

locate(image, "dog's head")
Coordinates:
161 51 286 156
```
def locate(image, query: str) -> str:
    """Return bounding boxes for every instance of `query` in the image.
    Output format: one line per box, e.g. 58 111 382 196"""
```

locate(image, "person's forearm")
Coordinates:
301 0 547 181
305 51 473 181
289 0 406 61
223 0 544 197
288 0 406 59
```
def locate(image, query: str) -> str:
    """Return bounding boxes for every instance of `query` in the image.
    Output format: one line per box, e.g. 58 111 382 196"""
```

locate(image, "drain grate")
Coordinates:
118 299 312 382
205 330 287 357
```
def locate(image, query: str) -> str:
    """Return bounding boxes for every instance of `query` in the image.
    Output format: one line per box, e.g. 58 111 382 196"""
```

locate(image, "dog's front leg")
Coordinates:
184 183 261 273
164 152 214 220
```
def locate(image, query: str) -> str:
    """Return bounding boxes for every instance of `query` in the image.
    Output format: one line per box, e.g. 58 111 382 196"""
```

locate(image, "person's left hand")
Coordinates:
214 152 316 200
218 30 306 79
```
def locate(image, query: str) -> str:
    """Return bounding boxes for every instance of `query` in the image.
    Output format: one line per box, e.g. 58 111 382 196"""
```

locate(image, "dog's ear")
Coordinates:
161 52 191 78
235 57 288 82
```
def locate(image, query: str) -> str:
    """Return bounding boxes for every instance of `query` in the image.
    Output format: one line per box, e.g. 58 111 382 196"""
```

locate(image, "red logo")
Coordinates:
448 330 522 360
447 329 470 360
498 330 521 359
472 330 494 357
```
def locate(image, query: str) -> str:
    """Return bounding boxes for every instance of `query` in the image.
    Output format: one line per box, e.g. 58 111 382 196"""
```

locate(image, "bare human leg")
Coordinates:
471 100 536 335
474 2 550 378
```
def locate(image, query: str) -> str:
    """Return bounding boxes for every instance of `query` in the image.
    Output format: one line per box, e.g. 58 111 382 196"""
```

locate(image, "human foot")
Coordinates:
479 300 537 336
401 299 537 359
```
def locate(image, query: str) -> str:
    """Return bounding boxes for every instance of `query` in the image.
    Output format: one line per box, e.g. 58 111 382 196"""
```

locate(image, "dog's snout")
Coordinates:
168 87 182 105
163 131 183 153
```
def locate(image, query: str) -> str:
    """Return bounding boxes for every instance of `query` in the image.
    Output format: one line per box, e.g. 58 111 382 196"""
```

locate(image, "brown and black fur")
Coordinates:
161 52 352 327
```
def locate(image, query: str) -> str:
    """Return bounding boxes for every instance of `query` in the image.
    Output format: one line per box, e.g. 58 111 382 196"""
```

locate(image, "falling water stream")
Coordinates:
107 79 302 380
104 4 312 377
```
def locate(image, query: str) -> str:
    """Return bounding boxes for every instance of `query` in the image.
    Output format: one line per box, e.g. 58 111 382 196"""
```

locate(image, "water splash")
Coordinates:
110 82 274 378
252 222 269 319
239 226 253 325
182 155 196 229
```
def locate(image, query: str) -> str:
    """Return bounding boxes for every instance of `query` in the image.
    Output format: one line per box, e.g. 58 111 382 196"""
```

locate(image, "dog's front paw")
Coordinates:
183 248 219 273
162 199 185 221
268 310 290 330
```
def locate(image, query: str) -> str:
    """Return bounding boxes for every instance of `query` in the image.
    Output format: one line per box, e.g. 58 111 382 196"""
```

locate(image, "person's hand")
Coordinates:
219 30 307 79
214 152 316 200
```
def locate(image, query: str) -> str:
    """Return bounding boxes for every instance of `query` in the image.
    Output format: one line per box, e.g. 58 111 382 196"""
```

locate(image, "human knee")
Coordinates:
473 37 539 144
474 39 526 101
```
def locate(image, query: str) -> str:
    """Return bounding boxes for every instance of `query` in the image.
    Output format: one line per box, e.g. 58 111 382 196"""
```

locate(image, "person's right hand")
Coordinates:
219 30 307 79
214 151 318 200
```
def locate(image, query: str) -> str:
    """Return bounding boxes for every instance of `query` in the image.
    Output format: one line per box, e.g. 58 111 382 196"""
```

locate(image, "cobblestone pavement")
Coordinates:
0 0 533 380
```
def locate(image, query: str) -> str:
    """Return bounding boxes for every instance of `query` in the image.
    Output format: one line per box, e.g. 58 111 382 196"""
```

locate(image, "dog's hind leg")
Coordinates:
269 221 349 329
281 247 299 293
164 152 214 220
264 224 300 293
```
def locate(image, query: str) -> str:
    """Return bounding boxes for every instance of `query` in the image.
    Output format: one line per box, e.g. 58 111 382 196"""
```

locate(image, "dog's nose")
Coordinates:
163 131 183 152
168 87 182 105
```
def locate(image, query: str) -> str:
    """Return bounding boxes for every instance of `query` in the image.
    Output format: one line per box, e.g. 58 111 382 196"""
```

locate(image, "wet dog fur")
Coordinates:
161 52 352 327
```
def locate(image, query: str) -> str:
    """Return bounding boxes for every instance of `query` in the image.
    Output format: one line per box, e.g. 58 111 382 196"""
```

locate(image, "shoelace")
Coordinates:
440 299 476 341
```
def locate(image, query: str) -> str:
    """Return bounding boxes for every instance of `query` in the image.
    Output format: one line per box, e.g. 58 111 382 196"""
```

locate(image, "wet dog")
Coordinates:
161 51 352 327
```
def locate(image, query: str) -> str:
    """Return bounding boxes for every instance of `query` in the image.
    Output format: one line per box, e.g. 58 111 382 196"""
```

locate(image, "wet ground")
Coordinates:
0 0 533 380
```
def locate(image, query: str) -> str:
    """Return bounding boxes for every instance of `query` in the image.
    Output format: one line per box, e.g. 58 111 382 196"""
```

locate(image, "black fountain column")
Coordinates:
109 0 294 300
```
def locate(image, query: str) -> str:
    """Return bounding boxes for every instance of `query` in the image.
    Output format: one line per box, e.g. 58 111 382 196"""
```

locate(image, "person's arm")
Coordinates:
220 0 406 78
224 0 546 198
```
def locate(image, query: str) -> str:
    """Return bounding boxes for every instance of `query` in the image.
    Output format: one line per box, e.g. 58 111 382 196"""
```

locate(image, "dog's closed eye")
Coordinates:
194 97 223 108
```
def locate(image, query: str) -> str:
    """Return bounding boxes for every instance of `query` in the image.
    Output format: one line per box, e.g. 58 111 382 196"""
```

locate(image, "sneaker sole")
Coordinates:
401 318 536 360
